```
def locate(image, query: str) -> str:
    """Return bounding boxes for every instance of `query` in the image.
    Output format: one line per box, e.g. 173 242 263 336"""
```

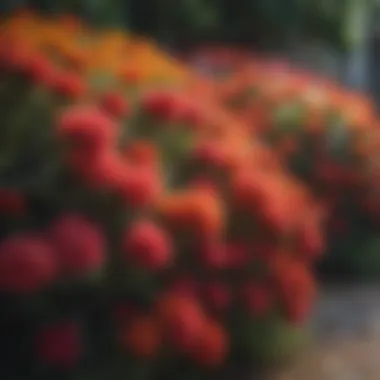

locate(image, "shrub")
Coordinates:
188 47 380 279
0 13 323 379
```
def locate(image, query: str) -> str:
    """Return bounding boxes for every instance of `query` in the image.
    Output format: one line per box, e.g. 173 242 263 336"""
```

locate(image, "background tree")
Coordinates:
18 0 367 52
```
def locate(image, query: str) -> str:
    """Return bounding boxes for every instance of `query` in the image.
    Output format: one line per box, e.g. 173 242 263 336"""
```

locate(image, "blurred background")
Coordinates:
4 0 375 92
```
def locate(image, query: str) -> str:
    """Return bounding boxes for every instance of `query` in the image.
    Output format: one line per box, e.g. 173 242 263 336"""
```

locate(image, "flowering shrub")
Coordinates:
185 46 380 278
0 12 324 379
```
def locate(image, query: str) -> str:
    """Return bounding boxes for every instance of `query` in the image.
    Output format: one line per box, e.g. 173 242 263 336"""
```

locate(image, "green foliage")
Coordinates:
27 0 368 50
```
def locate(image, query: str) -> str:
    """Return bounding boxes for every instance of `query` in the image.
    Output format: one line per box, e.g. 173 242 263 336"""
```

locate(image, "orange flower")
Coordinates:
342 93 376 130
231 168 270 212
156 189 225 238
119 67 144 85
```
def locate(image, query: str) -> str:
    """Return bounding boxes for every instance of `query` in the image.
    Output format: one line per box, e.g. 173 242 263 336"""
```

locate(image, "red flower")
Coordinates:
298 216 324 259
49 214 105 275
123 220 172 270
274 260 316 325
24 53 56 86
100 91 130 119
72 150 126 189
231 169 268 211
241 283 273 317
51 70 86 99
182 104 204 128
190 320 228 368
192 142 228 168
141 91 171 119
156 293 206 351
260 188 295 235
140 91 188 123
57 105 118 153
4 41 33 72
0 234 56 293
117 166 162 208
34 320 82 368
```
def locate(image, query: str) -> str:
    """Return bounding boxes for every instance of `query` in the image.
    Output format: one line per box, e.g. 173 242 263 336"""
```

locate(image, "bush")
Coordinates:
0 12 323 379
186 47 380 279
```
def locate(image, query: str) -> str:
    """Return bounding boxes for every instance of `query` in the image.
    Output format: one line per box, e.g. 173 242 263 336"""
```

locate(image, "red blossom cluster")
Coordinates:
0 13 324 379
186 46 380 275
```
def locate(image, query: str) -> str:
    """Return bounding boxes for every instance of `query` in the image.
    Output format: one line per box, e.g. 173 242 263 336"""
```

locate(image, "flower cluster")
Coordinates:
0 12 323 380
186 46 380 278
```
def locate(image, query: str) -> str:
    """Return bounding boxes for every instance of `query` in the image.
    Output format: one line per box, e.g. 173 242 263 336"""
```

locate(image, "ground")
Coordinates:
272 285 380 380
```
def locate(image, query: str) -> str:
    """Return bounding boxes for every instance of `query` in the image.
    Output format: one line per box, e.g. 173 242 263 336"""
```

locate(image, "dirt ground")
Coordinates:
271 285 380 380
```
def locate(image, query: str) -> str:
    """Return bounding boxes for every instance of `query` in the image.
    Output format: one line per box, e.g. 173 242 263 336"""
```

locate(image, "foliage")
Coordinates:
23 0 368 50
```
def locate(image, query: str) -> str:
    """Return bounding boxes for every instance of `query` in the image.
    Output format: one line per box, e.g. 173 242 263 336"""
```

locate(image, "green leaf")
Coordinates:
245 315 307 365
229 311 308 366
